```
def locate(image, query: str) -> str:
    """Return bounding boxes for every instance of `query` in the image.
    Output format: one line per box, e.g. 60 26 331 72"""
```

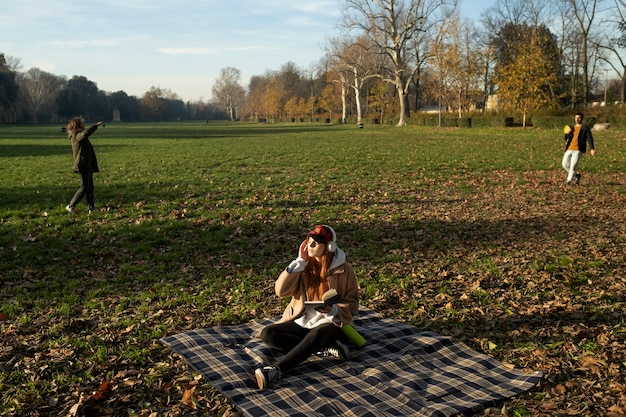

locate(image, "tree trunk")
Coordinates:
341 83 347 124
396 86 409 127
354 68 362 125
622 71 626 104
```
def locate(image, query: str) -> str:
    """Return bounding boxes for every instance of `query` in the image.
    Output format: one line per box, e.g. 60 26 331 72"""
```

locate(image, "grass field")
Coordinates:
1 121 625 416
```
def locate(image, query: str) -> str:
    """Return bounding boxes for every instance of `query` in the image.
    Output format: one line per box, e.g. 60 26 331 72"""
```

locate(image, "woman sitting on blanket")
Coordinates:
255 225 359 389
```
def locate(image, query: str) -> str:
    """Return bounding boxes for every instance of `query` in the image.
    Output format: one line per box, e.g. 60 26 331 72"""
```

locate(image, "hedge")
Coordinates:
532 116 598 129
470 117 514 127
413 116 471 127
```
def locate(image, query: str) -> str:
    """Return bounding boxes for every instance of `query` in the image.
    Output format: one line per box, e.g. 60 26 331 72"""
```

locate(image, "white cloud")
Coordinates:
285 16 323 27
158 47 219 55
292 2 342 15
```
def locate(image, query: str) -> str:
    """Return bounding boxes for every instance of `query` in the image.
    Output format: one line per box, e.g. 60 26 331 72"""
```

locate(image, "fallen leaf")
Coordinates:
68 393 87 416
91 381 112 401
181 385 197 409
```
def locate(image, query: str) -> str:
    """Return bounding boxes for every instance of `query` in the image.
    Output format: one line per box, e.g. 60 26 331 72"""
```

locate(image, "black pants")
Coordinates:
260 321 344 373
69 171 95 210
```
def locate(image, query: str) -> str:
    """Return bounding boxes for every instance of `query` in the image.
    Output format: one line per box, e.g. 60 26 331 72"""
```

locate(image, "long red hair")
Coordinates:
305 251 333 301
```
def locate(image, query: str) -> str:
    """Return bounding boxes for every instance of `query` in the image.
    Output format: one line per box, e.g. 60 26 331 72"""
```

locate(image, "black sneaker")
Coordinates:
575 173 581 185
255 366 281 389
317 340 351 360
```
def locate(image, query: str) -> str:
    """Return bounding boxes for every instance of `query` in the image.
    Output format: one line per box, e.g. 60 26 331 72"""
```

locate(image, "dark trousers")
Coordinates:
260 321 344 373
69 171 95 209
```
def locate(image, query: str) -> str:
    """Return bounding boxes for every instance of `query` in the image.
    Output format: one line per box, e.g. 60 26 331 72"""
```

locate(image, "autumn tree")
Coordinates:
494 24 560 126
212 67 246 121
428 15 483 119
141 86 169 121
262 76 283 119
305 95 317 121
480 0 556 109
284 97 299 119
296 97 308 120
341 0 458 127
368 80 395 123
318 84 340 121
324 66 350 124
243 74 268 121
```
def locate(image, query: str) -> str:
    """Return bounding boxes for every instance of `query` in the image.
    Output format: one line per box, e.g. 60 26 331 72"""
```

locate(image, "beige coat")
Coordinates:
275 261 359 327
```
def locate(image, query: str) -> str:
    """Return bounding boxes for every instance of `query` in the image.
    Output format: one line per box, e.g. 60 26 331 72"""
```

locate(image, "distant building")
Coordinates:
417 105 440 114
485 94 500 111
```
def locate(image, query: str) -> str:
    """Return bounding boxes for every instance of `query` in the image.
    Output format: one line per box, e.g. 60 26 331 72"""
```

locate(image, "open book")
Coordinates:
304 300 325 311
322 288 341 306
304 289 342 313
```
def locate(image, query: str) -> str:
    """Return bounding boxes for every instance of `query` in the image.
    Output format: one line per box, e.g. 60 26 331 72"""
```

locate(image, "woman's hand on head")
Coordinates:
298 239 310 261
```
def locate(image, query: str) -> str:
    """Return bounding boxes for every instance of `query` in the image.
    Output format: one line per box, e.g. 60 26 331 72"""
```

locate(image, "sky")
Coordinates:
0 0 495 103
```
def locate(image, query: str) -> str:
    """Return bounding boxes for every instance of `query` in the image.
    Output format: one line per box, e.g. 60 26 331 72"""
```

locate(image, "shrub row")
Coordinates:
254 115 624 129
532 116 596 129
412 116 512 128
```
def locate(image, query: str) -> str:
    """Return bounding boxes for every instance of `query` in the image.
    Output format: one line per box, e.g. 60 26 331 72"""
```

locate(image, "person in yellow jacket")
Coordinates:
254 225 359 389
562 112 596 185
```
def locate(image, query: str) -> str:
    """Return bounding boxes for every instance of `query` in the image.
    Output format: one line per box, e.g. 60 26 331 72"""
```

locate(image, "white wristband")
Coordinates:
286 257 307 273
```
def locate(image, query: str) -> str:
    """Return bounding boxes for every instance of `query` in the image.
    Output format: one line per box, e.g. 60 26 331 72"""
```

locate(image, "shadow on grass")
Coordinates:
2 184 623 331
0 144 69 158
0 143 128 158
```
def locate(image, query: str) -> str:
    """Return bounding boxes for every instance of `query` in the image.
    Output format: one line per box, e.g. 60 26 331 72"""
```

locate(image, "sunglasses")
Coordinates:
308 239 325 248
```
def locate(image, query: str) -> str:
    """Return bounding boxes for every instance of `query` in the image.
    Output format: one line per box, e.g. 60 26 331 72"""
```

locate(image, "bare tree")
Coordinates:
561 0 605 104
3 55 22 72
596 0 626 102
326 35 382 125
341 0 458 127
244 74 270 121
212 67 246 121
18 68 64 122
481 0 552 32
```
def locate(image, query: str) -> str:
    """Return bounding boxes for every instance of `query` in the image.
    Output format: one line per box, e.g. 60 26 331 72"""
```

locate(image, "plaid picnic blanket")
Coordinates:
161 309 542 417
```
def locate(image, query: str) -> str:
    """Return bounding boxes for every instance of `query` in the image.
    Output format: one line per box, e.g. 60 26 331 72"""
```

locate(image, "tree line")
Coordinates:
0 57 229 124
213 0 626 127
2 0 625 126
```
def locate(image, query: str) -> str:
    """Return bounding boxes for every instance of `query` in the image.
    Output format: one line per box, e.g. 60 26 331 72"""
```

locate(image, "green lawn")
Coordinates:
1 121 625 416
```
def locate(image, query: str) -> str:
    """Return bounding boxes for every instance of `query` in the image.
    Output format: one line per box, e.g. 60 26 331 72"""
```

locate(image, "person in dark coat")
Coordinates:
562 112 596 185
65 118 104 214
